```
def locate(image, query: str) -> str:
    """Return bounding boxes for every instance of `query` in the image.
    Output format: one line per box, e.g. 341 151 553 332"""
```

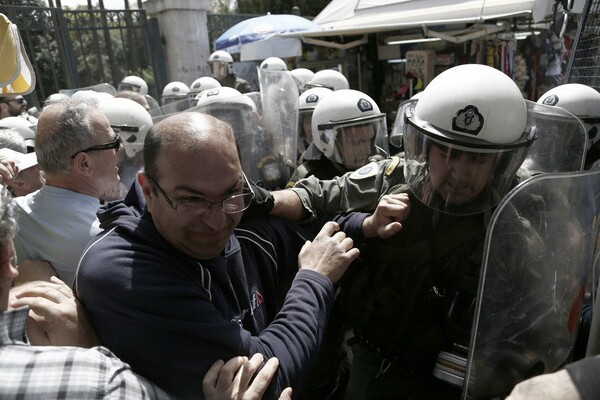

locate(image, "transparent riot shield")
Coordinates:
190 92 289 190
150 98 194 123
462 169 600 399
521 100 588 173
257 68 299 169
389 98 418 153
59 83 117 97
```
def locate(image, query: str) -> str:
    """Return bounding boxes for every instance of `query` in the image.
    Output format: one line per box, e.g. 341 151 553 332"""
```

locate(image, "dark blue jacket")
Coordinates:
75 184 367 399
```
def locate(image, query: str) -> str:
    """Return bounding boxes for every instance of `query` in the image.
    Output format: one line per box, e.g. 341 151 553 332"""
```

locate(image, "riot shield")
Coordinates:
461 170 600 399
150 98 194 123
190 92 290 190
257 68 299 168
521 100 588 173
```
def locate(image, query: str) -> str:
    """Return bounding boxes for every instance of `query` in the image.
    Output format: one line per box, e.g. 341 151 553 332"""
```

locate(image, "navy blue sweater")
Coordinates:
75 185 366 399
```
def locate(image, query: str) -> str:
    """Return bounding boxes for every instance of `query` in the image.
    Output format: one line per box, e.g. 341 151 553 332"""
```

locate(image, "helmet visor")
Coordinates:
319 114 388 170
210 62 229 81
404 119 531 215
389 99 417 148
117 83 141 93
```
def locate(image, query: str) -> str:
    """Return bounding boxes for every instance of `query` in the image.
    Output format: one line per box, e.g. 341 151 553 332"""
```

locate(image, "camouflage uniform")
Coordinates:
290 156 535 399
220 74 253 94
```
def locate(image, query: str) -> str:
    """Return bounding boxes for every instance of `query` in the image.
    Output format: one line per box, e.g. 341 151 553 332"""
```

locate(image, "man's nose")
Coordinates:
202 204 228 230
449 154 475 178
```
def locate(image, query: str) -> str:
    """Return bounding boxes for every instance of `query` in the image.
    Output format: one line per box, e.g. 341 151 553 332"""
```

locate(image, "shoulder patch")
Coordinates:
349 161 379 180
385 156 401 176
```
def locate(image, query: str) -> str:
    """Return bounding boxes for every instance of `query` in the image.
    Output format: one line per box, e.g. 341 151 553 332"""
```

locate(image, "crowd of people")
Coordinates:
2 24 600 400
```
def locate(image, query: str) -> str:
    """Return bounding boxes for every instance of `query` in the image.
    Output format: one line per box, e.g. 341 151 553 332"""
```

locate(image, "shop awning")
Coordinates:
284 0 557 47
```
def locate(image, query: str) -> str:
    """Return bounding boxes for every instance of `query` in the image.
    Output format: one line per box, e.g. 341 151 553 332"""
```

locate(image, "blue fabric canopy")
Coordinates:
214 13 321 53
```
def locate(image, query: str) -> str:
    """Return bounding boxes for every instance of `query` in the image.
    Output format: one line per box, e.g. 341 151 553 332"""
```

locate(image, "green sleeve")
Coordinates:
290 156 407 220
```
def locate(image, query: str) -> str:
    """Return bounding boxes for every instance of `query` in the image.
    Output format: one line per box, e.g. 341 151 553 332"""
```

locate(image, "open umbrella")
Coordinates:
214 13 321 60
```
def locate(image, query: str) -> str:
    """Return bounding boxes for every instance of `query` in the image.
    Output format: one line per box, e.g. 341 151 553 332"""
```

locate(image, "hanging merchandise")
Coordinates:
405 50 435 89
514 53 529 95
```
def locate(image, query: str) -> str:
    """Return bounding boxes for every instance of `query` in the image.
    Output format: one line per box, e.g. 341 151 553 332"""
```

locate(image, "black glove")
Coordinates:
242 178 275 222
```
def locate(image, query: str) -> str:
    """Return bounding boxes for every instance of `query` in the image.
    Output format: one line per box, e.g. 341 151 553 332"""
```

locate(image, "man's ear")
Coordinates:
72 153 93 176
138 172 154 210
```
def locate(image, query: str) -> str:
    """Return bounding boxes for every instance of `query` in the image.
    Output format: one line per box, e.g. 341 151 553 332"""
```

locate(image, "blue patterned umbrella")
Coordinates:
214 13 320 53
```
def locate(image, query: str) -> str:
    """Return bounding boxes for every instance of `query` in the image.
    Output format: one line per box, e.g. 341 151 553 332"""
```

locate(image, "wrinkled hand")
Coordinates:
0 156 18 186
299 221 360 284
9 276 100 347
203 353 290 400
362 193 410 239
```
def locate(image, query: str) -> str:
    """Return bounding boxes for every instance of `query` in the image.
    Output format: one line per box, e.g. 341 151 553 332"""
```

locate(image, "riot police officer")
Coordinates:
537 83 600 169
268 64 540 399
208 50 253 94
98 97 153 195
287 89 389 187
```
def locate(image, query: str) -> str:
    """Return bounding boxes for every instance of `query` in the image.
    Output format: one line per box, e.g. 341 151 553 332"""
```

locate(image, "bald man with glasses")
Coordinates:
11 98 122 287
74 112 400 399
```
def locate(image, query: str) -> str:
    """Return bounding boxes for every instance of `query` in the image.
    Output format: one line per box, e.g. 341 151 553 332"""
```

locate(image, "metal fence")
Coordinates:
567 0 600 89
0 5 165 107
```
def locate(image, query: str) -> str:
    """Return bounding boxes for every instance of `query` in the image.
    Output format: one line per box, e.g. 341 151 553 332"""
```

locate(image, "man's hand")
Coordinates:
298 221 360 284
0 155 18 185
362 193 410 239
203 353 291 400
9 276 100 347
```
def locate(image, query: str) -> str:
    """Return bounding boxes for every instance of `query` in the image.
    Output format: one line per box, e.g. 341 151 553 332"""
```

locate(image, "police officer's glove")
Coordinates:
241 178 274 222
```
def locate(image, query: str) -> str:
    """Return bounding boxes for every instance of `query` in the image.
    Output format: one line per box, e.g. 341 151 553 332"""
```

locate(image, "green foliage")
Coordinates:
63 10 153 88
1 0 45 6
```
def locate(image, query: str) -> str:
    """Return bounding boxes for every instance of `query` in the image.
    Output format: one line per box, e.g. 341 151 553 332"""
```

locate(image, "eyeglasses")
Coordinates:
70 134 122 159
145 172 255 215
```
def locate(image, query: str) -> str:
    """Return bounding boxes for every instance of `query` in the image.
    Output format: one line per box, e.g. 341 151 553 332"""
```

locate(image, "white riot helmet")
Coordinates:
260 57 287 72
193 87 257 136
98 98 152 158
208 50 234 82
312 89 388 170
0 116 35 150
194 86 256 112
189 76 221 98
71 90 113 103
259 57 288 86
404 64 535 215
161 81 190 105
537 83 600 149
118 75 148 95
306 69 349 91
290 68 315 92
44 93 69 108
298 87 333 147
